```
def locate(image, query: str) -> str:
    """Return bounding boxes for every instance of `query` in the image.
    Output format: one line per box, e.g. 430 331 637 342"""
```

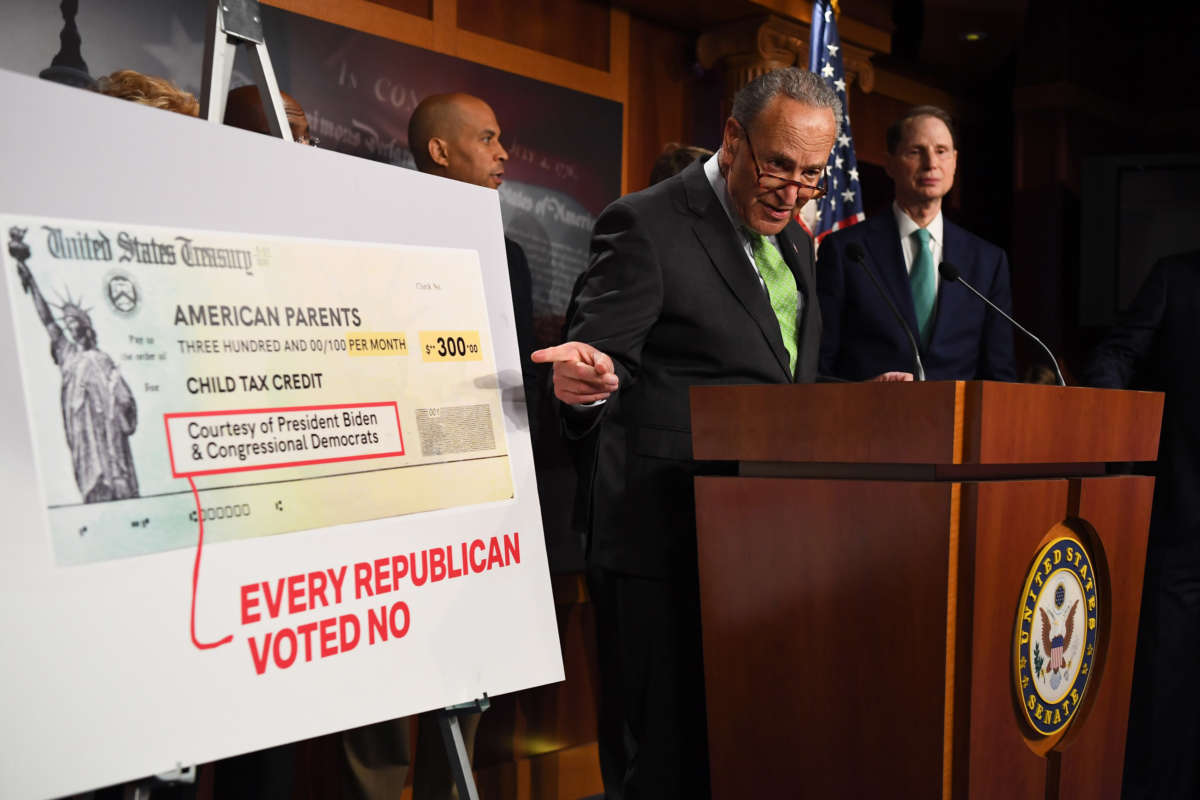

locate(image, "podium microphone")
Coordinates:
937 262 1066 386
844 243 925 381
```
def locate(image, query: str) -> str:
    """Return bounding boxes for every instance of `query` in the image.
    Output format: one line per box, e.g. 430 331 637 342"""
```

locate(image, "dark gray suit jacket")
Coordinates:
565 159 821 578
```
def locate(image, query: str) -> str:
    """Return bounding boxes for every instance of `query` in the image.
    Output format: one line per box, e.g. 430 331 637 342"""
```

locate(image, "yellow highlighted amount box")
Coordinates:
419 330 483 362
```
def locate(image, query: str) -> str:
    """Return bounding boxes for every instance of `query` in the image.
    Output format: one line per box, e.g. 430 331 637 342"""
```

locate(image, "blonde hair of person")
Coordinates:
95 70 200 117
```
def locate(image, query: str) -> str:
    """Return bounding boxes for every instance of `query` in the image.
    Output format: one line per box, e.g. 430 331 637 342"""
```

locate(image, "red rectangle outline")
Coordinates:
164 401 405 478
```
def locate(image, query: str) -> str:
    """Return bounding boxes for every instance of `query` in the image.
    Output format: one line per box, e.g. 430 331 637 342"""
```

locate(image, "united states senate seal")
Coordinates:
1013 534 1100 737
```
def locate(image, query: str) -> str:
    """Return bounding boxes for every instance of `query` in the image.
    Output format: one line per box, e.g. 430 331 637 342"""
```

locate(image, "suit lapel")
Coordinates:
865 212 921 344
928 219 967 346
683 163 792 379
779 225 814 380
778 225 812 299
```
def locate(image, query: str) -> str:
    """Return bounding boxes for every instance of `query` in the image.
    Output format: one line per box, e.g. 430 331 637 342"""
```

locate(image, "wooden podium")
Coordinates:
690 381 1163 800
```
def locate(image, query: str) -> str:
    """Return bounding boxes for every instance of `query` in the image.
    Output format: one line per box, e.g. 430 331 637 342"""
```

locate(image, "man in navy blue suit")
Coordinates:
816 106 1015 381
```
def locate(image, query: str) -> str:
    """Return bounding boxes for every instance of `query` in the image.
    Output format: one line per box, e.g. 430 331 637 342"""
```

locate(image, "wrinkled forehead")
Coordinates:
896 114 955 149
750 100 836 163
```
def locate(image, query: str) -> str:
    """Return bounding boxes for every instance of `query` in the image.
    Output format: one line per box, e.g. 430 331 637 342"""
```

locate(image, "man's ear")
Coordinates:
718 117 740 173
428 137 451 169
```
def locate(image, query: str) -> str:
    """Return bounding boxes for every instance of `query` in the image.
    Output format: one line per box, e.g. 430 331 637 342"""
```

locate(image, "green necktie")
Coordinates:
910 227 936 345
747 232 799 375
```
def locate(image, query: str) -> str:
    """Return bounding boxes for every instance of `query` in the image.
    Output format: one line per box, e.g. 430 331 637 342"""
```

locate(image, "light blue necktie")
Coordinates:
910 227 936 345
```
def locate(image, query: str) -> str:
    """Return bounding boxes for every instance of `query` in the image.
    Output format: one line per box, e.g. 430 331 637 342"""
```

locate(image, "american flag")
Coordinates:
802 0 865 247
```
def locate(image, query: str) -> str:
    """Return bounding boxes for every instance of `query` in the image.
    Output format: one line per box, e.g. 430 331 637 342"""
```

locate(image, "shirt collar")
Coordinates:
892 201 943 245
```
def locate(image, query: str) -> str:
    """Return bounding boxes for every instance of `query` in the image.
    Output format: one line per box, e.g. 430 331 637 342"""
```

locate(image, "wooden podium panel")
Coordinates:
691 381 1162 466
692 382 1162 800
695 477 955 798
954 476 1153 800
1057 476 1154 800
956 479 1068 798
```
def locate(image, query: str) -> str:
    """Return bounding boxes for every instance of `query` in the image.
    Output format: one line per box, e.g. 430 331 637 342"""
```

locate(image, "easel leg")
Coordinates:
437 707 480 800
198 0 290 139
199 1 233 122
247 42 290 140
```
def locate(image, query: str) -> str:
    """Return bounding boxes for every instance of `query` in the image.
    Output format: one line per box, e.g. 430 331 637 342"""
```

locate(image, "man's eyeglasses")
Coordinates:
739 122 827 199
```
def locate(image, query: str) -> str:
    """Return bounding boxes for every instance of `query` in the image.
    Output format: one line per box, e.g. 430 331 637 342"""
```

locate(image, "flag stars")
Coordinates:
808 8 864 235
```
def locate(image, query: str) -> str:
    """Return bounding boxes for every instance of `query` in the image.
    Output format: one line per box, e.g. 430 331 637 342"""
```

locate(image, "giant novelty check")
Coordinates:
2 215 514 565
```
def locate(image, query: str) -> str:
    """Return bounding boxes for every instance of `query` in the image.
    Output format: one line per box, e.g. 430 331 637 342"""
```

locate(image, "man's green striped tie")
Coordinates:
746 232 799 375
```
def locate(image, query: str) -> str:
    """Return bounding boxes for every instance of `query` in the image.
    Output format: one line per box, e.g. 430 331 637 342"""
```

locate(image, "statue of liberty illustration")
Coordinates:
9 226 139 503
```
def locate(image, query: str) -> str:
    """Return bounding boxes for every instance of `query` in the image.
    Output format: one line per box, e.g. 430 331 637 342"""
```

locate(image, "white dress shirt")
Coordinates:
893 201 944 276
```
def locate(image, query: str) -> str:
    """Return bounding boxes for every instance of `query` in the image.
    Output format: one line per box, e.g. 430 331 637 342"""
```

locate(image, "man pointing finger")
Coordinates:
537 68 840 799
530 342 618 404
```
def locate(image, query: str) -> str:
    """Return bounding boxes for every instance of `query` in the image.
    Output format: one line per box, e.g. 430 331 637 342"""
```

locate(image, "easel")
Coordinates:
133 4 488 797
198 0 291 139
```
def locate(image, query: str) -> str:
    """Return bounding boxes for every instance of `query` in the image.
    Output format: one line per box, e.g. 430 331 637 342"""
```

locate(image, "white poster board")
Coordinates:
0 69 562 798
